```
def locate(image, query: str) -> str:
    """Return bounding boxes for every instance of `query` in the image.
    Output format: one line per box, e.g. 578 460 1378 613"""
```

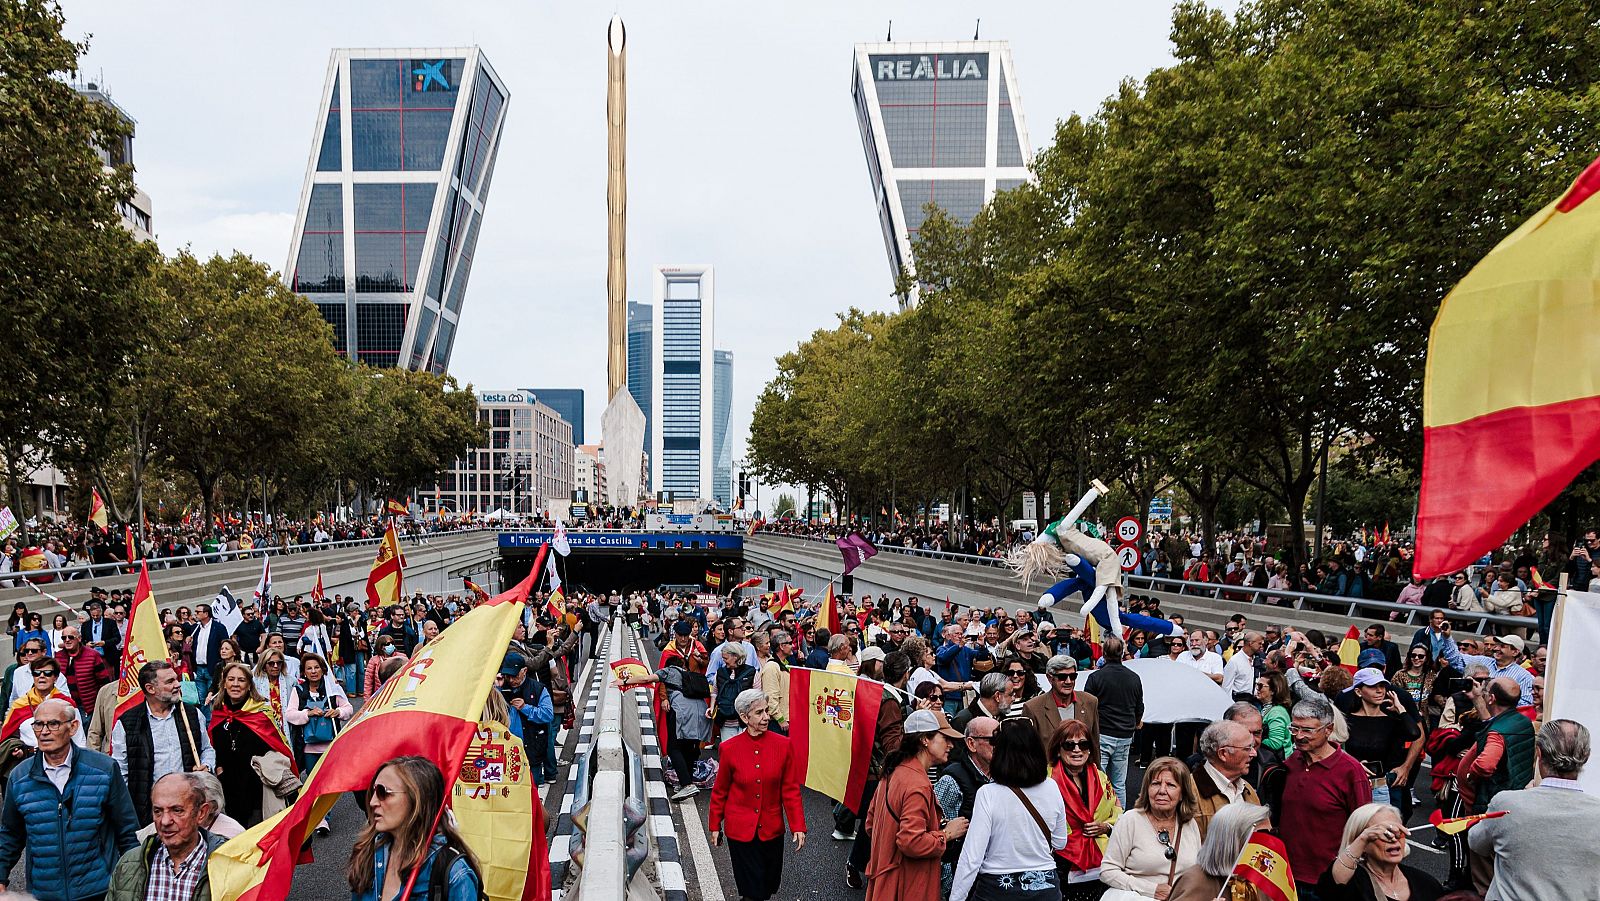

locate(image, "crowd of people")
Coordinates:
620 581 1592 901
0 577 624 901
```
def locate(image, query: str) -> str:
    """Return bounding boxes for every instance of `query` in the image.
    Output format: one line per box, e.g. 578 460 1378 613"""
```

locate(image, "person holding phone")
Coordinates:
1340 668 1421 810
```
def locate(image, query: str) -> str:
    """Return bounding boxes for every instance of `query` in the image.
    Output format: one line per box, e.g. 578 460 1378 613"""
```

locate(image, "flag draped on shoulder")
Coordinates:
117 563 171 721
1417 155 1600 577
1 686 73 741
787 667 882 810
208 697 295 774
364 521 405 608
210 543 551 901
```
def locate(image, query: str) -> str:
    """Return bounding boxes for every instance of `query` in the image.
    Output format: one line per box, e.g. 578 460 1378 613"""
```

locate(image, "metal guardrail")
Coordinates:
1125 574 1540 634
754 530 1012 568
0 527 488 585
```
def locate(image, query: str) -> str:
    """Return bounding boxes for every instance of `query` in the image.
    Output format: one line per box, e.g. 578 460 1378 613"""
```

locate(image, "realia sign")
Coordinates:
871 54 987 82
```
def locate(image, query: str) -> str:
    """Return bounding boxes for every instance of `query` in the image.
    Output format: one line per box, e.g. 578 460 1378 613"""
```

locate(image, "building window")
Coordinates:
293 184 344 294
353 182 435 294
870 54 990 169
355 303 407 366
349 58 463 172
318 76 342 171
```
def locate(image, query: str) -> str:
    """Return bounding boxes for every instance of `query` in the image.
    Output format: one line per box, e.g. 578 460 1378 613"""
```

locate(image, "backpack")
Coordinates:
427 843 487 901
715 665 755 719
671 665 711 700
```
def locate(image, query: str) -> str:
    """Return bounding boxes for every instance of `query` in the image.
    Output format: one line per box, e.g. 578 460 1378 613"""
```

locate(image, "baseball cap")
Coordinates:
1350 667 1389 689
1493 634 1525 653
903 709 964 738
965 623 985 637
1357 648 1387 670
499 653 526 676
673 620 694 636
858 646 886 664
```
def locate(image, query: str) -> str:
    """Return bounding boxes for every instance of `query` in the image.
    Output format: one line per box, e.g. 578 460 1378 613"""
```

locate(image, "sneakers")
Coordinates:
845 865 864 889
670 785 699 802
831 829 856 841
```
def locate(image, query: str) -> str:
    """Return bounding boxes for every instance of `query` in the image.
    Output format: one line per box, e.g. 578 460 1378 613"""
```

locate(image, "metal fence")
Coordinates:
754 530 1012 568
1124 574 1540 634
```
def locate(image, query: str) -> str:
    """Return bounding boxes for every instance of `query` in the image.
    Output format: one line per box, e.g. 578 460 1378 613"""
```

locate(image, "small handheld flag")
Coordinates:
89 488 108 532
836 532 879 575
732 576 762 592
310 569 325 603
1338 626 1361 673
464 577 490 604
1428 808 1507 835
704 569 722 589
364 521 406 608
124 525 138 563
1229 830 1297 901
386 498 408 517
612 657 653 686
253 557 272 604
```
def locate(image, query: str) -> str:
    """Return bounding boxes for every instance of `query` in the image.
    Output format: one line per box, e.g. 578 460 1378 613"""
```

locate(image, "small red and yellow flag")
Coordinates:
1530 566 1556 591
363 521 405 609
124 525 138 563
1229 830 1297 901
612 657 652 686
89 488 108 532
1338 626 1362 673
544 586 565 621
705 569 722 589
733 576 762 592
463 577 490 604
310 569 325 603
818 583 843 635
116 563 171 722
386 498 409 517
1428 808 1507 835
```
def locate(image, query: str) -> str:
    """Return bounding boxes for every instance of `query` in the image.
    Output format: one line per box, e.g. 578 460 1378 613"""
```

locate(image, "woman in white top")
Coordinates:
1099 756 1201 899
45 614 70 658
951 718 1069 901
902 635 976 702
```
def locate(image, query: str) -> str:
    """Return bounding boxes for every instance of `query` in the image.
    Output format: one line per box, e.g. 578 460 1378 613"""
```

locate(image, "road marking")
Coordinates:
629 625 696 901
674 785 727 901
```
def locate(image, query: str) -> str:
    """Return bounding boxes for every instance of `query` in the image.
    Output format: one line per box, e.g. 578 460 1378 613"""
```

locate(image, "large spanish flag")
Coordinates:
787 667 881 812
454 720 550 901
1418 155 1600 577
116 562 171 721
364 520 406 608
210 543 550 901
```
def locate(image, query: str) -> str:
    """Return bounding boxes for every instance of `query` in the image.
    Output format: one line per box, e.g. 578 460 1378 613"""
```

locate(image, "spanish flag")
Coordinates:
210 544 550 901
544 586 565 621
705 569 722 589
733 576 762 592
115 563 172 721
464 576 490 604
1428 808 1507 835
1417 155 1600 577
310 568 325 603
1 686 74 742
89 488 108 532
124 525 138 563
787 667 882 811
1229 830 1297 901
611 657 653 685
818 583 843 635
363 521 406 608
386 498 409 517
1338 626 1362 674
1084 611 1103 663
453 719 550 901
768 585 796 617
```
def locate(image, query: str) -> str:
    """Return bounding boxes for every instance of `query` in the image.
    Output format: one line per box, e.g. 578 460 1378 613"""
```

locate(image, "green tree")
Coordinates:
773 493 797 517
338 367 484 506
0 0 156 534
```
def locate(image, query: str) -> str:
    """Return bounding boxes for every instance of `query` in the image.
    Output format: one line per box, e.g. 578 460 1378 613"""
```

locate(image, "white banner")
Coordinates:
0 507 15 541
1549 590 1600 793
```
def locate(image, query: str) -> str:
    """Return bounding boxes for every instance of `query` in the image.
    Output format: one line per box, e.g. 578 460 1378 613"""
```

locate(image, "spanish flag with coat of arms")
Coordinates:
1229 829 1297 901
209 544 552 901
787 667 881 811
116 562 171 721
364 520 406 608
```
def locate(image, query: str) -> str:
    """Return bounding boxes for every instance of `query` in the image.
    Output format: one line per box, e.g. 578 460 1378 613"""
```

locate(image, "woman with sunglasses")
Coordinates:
1395 645 1436 717
1253 672 1294 756
209 661 292 827
1005 661 1042 704
348 756 484 901
1099 757 1200 899
252 649 296 741
1047 719 1120 900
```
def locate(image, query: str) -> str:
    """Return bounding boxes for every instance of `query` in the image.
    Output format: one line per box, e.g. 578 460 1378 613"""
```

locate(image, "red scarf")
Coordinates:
1052 761 1107 872
210 697 298 774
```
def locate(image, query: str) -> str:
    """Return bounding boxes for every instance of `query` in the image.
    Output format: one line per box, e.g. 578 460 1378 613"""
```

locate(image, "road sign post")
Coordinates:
1115 516 1143 546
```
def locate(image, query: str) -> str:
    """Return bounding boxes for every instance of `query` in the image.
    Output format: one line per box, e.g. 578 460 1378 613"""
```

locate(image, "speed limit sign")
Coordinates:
1115 516 1143 545
1116 544 1140 572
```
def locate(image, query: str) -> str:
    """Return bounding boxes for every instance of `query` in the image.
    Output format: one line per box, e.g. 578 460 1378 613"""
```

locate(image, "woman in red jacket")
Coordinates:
708 687 806 901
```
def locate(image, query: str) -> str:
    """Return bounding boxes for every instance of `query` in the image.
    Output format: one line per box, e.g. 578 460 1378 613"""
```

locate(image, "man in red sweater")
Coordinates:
54 625 113 713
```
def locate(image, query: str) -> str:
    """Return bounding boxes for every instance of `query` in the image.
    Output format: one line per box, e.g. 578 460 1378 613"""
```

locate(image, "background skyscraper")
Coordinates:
713 349 733 508
852 41 1031 308
527 388 585 445
627 300 653 459
651 266 714 501
285 48 509 371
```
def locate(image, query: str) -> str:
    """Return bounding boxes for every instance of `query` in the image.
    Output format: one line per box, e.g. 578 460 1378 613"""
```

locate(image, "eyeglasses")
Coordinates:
61 635 78 643
1288 724 1329 735
33 719 72 733
1158 829 1177 860
370 784 408 801
32 670 58 679
20 647 41 656
1059 739 1093 752
1051 672 1078 681
1007 670 1027 678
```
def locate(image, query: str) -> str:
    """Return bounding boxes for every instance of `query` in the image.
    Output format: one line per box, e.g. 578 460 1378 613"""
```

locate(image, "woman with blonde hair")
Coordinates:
347 755 484 901
252 648 295 739
1314 803 1444 901
209 661 293 827
1099 757 1200 899
1166 802 1272 900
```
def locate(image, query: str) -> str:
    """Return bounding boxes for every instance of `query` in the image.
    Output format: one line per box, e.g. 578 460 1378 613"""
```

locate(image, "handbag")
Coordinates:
300 691 337 744
180 675 200 707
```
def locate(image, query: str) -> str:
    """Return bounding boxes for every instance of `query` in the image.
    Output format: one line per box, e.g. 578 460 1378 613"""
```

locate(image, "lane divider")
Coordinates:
550 627 613 901
627 625 703 901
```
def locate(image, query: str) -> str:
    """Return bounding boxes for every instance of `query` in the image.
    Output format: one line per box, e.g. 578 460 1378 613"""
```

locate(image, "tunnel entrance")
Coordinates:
498 548 744 595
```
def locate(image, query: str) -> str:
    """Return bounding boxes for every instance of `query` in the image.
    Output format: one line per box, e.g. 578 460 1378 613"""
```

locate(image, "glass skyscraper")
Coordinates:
627 301 653 460
651 266 714 501
286 49 509 371
851 42 1031 308
712 349 733 508
528 388 584 445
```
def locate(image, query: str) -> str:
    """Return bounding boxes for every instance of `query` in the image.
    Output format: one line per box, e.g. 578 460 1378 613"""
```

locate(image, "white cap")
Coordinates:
903 709 964 738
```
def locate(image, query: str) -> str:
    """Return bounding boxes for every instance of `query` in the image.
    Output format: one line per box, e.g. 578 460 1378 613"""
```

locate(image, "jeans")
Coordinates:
191 667 213 706
543 718 559 781
943 697 962 717
1371 784 1391 807
1100 733 1133 807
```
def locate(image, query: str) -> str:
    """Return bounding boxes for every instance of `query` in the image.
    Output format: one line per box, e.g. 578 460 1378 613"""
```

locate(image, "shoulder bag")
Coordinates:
1007 785 1053 847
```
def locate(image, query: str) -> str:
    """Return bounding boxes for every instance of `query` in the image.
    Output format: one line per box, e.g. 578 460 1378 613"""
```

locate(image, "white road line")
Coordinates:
657 861 687 891
675 791 727 901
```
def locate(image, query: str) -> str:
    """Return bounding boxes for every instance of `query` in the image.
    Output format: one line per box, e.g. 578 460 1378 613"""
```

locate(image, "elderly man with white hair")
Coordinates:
707 688 807 901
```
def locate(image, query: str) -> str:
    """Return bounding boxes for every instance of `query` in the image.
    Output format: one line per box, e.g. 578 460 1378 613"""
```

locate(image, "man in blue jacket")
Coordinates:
936 622 991 716
501 653 555 785
0 697 139 901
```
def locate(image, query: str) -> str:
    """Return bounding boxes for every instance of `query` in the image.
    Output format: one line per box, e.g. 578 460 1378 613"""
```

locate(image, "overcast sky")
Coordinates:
64 1 1227 475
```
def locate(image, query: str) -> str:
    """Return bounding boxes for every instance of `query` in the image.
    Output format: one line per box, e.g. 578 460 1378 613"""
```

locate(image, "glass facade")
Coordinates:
653 269 714 500
853 43 1031 307
287 49 508 372
713 349 733 508
628 301 653 458
529 389 584 445
418 391 573 516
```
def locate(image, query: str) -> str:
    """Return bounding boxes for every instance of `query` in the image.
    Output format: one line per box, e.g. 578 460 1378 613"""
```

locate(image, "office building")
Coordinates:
529 389 585 445
627 301 653 459
75 82 153 242
420 389 572 516
574 444 606 504
712 349 733 508
286 49 509 371
651 266 714 500
851 41 1031 307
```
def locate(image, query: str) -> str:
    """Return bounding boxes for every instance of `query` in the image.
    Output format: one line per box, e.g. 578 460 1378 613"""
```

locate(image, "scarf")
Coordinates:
1052 761 1116 872
0 686 73 741
210 696 298 774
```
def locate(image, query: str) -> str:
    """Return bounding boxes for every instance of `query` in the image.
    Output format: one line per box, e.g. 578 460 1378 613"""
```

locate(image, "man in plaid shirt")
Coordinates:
106 773 227 901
